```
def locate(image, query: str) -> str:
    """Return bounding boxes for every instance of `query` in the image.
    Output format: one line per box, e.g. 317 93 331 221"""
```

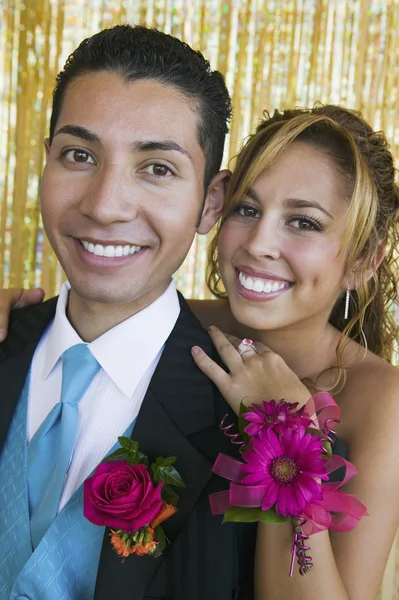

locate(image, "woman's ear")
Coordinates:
197 169 231 234
346 242 386 289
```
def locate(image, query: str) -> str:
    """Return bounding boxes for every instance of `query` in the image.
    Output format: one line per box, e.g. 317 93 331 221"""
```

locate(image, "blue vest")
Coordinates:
0 376 134 600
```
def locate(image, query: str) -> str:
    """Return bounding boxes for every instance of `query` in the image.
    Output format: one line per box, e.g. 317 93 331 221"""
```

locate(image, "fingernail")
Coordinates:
191 346 201 355
208 325 216 332
0 330 5 342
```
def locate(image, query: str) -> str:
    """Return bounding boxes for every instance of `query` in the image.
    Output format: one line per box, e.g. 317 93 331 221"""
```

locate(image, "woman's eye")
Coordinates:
142 164 173 177
288 217 322 231
62 149 95 164
236 204 260 219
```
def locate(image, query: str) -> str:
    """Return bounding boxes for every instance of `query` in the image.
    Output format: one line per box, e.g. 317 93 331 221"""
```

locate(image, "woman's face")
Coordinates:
218 142 351 333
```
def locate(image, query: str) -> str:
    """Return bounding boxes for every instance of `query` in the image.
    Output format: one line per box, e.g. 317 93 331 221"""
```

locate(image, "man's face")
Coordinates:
41 72 219 310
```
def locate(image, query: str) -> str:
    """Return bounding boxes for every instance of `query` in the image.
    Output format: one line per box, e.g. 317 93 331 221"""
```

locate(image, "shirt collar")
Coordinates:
43 280 180 397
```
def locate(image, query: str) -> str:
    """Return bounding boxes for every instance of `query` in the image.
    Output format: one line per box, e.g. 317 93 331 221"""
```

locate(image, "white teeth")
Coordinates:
80 241 141 257
243 277 253 290
104 246 115 257
252 279 264 293
238 271 290 294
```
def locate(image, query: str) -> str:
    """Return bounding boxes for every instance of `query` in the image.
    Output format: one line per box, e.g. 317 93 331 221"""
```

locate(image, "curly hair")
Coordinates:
207 105 399 366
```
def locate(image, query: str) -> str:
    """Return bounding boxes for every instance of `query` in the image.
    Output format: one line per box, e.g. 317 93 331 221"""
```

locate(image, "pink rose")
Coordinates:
84 461 164 532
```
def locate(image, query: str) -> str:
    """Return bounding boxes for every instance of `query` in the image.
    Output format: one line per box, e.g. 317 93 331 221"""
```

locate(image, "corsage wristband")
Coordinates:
209 393 368 576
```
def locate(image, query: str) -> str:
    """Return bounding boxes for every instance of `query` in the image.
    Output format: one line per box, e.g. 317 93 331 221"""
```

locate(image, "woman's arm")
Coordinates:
255 370 399 600
192 327 399 600
0 287 44 340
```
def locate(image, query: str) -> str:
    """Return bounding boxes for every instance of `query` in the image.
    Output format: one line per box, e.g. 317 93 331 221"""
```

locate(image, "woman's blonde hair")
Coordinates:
207 105 399 365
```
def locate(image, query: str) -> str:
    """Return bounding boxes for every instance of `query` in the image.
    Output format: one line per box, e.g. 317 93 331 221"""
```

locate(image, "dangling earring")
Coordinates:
344 287 350 320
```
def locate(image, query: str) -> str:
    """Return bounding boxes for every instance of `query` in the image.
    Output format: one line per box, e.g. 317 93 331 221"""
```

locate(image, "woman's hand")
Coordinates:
0 287 44 341
191 326 310 415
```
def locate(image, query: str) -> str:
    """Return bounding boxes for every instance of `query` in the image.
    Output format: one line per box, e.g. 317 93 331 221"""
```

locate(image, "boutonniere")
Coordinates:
84 437 185 560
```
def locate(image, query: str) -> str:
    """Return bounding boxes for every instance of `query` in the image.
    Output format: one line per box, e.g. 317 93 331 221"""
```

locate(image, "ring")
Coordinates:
238 338 257 356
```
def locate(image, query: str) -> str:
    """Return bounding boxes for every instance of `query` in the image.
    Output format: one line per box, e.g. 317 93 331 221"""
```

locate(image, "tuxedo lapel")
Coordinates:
94 295 220 600
0 299 57 450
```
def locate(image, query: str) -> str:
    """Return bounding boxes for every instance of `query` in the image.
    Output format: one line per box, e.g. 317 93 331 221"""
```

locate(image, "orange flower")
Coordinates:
110 532 136 560
150 502 177 529
110 529 158 561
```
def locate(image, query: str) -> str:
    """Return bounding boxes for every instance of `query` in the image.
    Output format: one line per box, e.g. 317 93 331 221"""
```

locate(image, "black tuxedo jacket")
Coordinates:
0 293 256 600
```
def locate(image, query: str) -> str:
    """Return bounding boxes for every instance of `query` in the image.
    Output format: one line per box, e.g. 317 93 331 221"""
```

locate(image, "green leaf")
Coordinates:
162 483 180 505
104 448 130 462
155 456 177 467
157 466 185 488
151 526 167 558
118 437 139 452
151 463 162 483
222 506 288 524
322 440 333 455
137 454 149 467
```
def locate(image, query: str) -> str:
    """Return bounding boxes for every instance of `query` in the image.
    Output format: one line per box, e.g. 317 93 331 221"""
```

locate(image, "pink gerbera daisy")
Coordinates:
243 400 313 437
240 426 328 517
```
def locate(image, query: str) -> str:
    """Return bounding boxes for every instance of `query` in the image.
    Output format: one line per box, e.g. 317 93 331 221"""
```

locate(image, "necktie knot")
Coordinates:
61 344 100 406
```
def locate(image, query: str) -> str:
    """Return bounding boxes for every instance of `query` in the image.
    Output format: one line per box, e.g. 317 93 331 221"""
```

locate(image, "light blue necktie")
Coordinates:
27 344 100 549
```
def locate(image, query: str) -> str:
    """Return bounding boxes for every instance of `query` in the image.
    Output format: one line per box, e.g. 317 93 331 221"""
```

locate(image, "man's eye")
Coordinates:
235 203 260 219
62 149 95 164
142 164 173 177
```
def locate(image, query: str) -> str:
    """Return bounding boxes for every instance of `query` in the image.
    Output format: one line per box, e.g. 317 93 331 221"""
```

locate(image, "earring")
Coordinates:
344 288 350 320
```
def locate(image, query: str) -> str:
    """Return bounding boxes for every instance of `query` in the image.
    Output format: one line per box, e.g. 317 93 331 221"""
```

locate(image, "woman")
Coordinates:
2 105 399 599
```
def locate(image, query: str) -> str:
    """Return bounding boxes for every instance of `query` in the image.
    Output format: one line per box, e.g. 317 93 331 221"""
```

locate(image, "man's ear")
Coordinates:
44 138 51 159
197 169 231 234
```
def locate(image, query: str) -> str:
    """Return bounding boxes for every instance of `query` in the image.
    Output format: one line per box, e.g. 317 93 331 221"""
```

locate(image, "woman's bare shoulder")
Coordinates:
187 298 235 331
345 346 399 397
338 344 399 438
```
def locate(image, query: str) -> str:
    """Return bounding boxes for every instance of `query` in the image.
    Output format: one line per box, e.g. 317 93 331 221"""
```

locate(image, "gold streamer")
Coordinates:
1 1 399 596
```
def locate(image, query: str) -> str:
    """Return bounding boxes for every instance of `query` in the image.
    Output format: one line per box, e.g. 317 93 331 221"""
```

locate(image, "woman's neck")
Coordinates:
231 316 341 383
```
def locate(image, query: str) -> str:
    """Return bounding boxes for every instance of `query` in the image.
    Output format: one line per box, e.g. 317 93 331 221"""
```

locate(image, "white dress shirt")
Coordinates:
27 280 180 511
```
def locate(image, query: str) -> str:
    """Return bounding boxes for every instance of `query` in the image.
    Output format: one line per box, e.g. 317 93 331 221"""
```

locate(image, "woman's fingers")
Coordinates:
0 288 44 341
207 326 243 370
191 345 231 397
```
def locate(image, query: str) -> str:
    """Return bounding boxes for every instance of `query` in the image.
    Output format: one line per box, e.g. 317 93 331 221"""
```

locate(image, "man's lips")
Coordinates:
73 237 146 268
78 238 142 258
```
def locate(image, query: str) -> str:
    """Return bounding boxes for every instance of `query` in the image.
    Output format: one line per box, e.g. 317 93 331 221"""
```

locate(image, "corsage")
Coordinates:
209 393 368 576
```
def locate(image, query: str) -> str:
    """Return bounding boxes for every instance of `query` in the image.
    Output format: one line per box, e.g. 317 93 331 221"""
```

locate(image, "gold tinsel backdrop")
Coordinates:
0 1 399 597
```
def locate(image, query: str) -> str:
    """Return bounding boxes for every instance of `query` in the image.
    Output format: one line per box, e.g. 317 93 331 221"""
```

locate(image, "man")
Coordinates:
0 25 256 600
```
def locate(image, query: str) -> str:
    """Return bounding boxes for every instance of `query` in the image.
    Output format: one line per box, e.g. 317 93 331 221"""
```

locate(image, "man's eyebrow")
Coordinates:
130 140 193 164
245 187 261 202
284 198 334 219
53 125 101 144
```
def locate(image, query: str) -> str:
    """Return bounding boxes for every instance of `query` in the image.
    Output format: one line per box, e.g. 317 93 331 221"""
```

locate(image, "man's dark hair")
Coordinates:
49 24 232 190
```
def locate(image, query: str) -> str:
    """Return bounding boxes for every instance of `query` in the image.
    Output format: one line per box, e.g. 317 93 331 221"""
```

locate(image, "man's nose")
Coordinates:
79 164 138 226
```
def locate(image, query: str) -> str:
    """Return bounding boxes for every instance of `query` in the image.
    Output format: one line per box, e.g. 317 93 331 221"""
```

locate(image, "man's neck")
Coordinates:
66 283 170 342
